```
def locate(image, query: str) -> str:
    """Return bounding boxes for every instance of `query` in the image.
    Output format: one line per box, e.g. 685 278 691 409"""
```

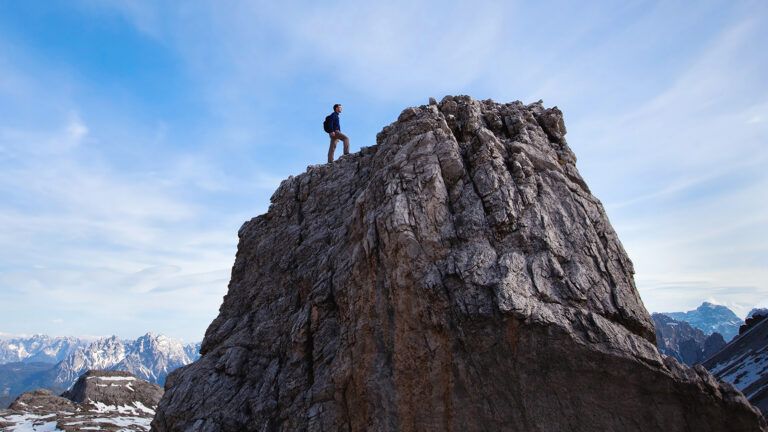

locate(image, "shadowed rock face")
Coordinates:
151 96 766 432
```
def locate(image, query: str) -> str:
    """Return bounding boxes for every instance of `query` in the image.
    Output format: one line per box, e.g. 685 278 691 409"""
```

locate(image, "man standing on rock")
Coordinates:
326 103 349 163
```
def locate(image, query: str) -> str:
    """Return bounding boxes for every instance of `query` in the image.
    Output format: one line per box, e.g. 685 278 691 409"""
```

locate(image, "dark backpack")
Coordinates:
323 115 333 133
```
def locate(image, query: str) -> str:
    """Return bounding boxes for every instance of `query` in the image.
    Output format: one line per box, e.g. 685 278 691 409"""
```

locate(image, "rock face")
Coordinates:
0 369 161 431
152 96 766 431
653 313 726 365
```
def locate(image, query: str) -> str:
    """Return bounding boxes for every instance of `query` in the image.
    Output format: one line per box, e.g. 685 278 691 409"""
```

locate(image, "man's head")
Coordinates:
333 104 343 113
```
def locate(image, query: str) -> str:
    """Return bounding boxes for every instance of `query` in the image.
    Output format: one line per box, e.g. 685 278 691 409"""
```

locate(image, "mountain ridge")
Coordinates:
704 317 768 415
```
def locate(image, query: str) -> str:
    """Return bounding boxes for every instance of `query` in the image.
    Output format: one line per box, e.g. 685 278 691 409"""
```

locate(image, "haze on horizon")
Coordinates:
0 1 766 341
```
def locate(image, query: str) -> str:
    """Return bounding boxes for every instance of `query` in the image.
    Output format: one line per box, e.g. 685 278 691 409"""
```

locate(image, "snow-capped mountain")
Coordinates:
663 302 743 342
184 341 202 363
0 335 86 364
51 333 201 390
52 335 128 389
112 333 193 385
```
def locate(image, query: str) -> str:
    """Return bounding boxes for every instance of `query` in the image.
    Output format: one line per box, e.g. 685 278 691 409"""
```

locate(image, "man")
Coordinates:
327 104 350 164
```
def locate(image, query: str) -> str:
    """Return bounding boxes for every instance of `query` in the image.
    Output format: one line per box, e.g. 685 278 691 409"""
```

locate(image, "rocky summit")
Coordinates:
0 369 162 431
152 96 766 431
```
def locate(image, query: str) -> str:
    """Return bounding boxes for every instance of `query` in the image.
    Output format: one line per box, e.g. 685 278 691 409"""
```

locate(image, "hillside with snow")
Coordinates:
0 332 200 409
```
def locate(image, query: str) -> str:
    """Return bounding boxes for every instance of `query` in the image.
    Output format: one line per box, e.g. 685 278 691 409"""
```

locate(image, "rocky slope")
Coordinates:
152 96 766 431
664 302 743 342
0 370 162 431
653 313 726 365
704 316 768 415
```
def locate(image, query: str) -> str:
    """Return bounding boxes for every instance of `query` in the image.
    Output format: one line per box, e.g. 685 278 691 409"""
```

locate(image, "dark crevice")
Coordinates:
306 307 315 387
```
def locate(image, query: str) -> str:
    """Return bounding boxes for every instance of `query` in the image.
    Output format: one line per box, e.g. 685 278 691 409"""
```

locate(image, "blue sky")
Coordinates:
0 1 766 342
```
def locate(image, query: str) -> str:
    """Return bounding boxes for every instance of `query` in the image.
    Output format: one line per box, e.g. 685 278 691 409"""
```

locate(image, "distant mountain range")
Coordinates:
652 313 726 365
661 302 743 342
0 334 87 364
652 302 768 415
652 302 743 365
0 333 200 408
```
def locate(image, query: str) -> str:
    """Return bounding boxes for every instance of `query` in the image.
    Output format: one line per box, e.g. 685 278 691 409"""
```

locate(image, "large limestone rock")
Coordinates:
152 96 766 431
62 369 163 410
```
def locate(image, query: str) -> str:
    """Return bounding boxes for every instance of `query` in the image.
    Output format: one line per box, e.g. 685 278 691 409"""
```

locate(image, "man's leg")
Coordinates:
336 132 350 156
328 135 338 163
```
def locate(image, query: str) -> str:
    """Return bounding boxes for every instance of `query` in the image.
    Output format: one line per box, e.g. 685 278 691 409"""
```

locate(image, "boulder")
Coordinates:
152 96 766 431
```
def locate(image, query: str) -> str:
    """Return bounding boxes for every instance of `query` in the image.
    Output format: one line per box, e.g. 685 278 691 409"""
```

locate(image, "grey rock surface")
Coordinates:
0 369 160 431
152 96 766 431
